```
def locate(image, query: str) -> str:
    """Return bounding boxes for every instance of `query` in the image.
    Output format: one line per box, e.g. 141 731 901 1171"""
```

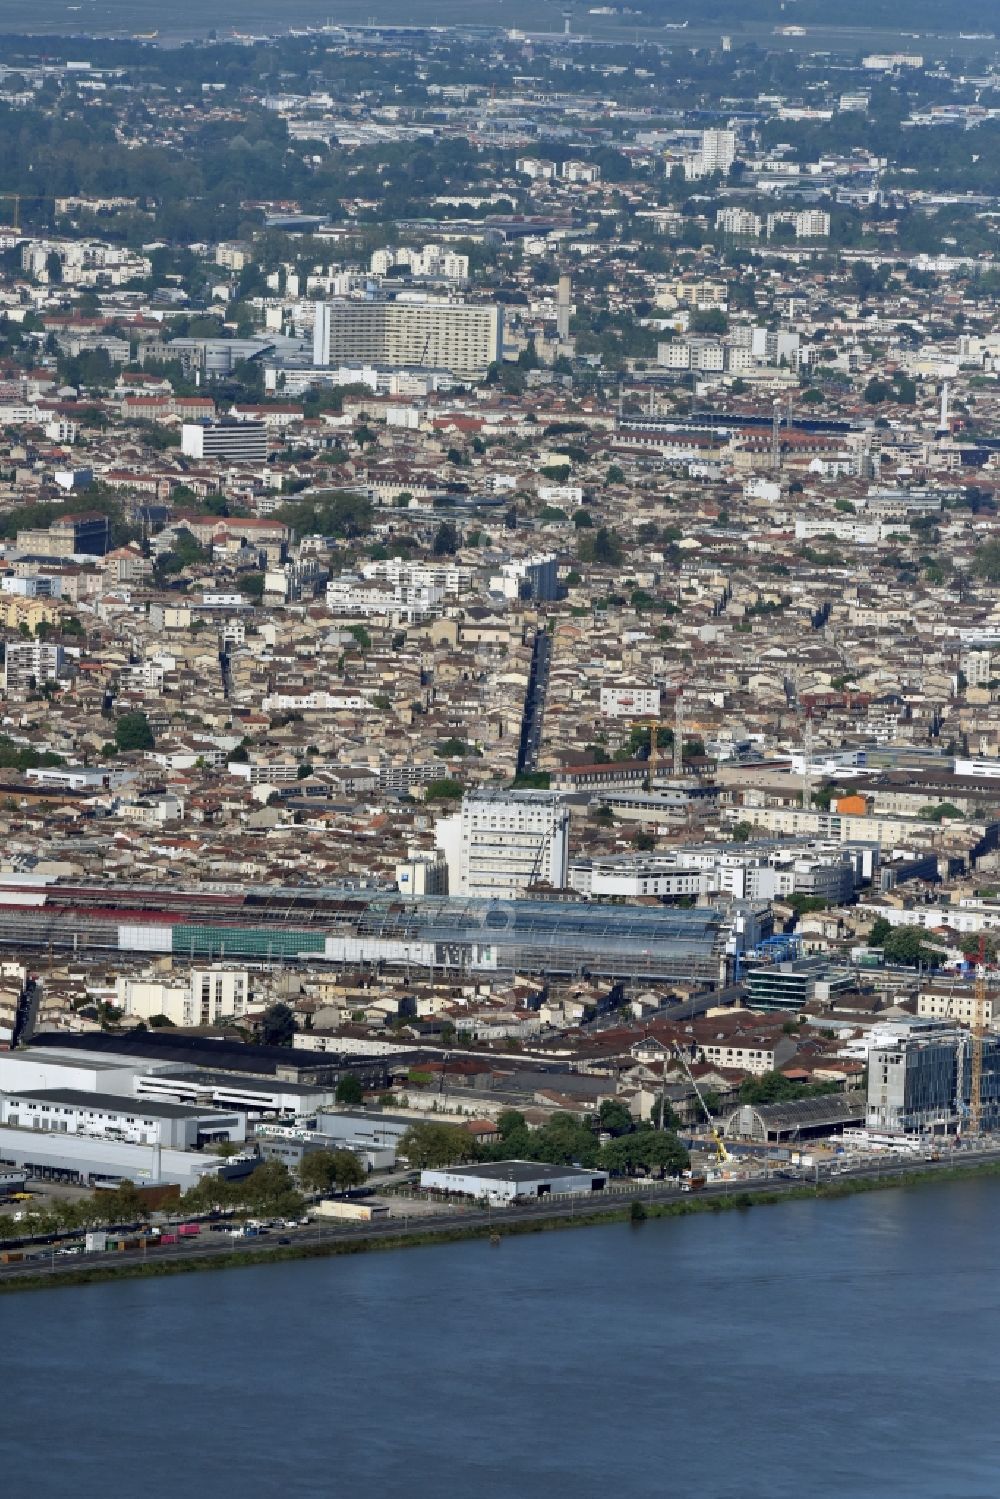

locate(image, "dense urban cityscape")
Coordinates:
0 6 1000 1296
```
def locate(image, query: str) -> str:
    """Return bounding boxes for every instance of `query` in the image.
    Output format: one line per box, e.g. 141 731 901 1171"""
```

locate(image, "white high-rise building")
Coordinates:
313 302 332 367
687 129 737 179
435 789 570 899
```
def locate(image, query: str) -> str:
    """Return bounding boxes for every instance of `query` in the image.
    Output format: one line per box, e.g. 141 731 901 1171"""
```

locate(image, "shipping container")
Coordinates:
178 1223 200 1237
314 1199 388 1222
1 1250 24 1263
160 1232 178 1245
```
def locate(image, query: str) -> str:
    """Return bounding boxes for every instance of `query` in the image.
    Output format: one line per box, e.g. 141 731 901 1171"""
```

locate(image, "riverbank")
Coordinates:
4 1153 1000 1295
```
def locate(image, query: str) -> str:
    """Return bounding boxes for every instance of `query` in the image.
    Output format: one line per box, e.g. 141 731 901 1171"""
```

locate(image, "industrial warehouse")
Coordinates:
0 877 756 984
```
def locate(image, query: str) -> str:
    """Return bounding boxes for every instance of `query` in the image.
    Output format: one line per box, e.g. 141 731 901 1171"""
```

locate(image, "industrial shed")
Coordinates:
722 1090 866 1143
421 1160 609 1205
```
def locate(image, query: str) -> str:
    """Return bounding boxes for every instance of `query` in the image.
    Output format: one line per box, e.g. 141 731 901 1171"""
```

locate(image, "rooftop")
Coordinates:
431 1159 606 1183
5 1088 218 1120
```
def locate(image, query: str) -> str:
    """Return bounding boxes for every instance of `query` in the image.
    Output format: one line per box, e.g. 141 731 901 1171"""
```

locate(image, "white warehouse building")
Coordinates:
421 1160 609 1204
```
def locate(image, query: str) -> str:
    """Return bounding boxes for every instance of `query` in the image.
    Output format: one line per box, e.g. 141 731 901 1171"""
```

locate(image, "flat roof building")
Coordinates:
420 1160 609 1204
313 298 502 380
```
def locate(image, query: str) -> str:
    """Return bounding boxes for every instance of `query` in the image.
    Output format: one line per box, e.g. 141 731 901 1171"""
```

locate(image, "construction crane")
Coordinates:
0 195 54 233
969 934 990 1134
629 717 666 772
672 1044 730 1165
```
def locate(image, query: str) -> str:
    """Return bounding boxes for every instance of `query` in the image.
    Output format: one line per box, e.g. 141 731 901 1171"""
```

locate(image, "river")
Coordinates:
4 1179 1000 1498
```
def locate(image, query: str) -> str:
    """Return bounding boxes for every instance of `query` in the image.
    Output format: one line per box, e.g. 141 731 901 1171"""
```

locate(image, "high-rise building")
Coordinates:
556 274 572 342
313 302 332 367
311 299 502 380
435 789 570 899
687 128 736 179
4 641 71 692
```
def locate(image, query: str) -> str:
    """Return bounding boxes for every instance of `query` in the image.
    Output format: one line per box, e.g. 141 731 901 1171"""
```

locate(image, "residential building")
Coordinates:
435 789 571 898
181 421 269 463
312 299 502 379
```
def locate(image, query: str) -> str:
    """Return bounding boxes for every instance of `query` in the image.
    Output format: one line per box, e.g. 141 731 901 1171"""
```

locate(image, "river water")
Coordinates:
4 1179 1000 1499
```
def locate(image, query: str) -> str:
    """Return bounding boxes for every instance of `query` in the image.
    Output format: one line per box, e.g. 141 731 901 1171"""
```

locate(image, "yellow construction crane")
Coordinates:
672 1044 730 1165
970 934 989 1134
630 718 666 770
0 195 55 233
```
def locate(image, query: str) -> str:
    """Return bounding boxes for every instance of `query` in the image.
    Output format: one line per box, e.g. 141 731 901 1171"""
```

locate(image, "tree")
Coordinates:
882 925 945 969
433 521 459 556
869 916 892 947
331 1149 366 1191
650 1097 680 1131
577 526 625 567
972 540 1000 584
597 1099 635 1137
398 1121 474 1170
739 1072 840 1105
639 1131 690 1178
335 1074 364 1106
497 1108 527 1139
259 1002 295 1047
732 821 753 843
425 778 464 801
114 711 154 752
298 1147 365 1193
243 1160 302 1215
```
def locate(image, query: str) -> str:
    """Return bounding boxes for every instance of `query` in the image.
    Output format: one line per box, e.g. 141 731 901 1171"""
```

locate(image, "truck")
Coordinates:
680 1176 707 1194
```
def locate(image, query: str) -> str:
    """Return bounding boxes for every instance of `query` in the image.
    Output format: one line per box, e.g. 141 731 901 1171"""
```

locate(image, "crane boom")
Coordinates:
672 1044 729 1163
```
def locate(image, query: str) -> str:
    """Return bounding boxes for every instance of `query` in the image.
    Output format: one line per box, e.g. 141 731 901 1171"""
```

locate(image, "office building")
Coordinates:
181 420 268 463
435 789 570 898
866 1017 1000 1135
312 298 502 379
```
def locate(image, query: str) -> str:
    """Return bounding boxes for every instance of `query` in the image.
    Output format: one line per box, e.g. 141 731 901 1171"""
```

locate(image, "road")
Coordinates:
12 979 40 1049
517 629 551 776
4 1147 1000 1286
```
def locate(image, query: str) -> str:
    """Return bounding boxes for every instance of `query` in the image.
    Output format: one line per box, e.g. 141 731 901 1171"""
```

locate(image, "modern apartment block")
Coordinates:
435 789 570 899
180 420 268 462
312 298 503 379
4 641 72 692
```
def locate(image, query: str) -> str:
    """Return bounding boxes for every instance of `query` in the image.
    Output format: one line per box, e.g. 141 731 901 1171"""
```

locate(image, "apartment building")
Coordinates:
115 966 251 1028
313 298 502 379
4 641 72 692
180 420 268 463
435 789 570 899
